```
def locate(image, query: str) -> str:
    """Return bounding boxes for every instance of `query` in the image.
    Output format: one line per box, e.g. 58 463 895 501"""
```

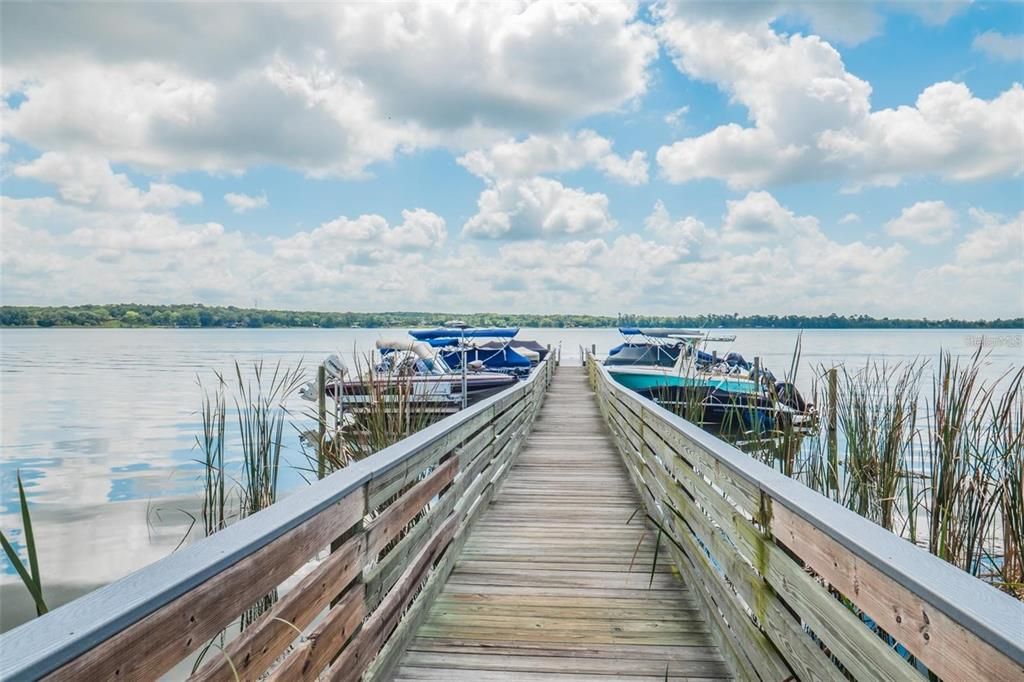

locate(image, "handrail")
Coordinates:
0 359 555 681
588 355 1024 681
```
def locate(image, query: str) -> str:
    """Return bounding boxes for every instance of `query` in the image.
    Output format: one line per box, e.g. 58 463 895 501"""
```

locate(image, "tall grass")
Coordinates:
1000 441 1024 597
926 351 1023 577
197 375 228 536
639 340 1023 600
834 360 923 533
190 361 306 664
299 352 444 477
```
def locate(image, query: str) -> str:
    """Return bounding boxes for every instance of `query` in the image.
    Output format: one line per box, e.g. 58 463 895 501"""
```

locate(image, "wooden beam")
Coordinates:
48 491 364 681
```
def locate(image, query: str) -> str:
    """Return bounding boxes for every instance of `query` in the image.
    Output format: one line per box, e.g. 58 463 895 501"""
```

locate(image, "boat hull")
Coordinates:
607 368 757 394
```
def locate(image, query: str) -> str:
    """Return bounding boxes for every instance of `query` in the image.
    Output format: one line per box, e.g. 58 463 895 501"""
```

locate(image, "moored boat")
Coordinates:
603 328 813 432
408 327 544 377
317 339 518 409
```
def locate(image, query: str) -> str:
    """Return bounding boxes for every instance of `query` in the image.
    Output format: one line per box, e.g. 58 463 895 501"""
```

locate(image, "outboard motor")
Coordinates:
774 382 809 413
725 352 751 370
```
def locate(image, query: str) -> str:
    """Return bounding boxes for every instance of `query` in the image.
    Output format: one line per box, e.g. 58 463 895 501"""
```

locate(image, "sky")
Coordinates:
1 1 1022 318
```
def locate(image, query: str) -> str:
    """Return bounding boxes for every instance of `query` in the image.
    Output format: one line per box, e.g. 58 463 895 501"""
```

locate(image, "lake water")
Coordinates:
1 327 1020 631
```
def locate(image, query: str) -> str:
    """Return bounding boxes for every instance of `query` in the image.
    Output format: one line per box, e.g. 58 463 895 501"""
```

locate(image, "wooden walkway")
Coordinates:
394 367 730 681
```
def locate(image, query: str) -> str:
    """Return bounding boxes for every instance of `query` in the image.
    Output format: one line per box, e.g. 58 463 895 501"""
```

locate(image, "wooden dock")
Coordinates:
3 357 1022 681
394 367 730 681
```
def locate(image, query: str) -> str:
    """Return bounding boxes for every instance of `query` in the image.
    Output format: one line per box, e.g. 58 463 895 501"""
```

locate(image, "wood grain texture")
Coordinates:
191 534 366 682
366 456 459 560
47 490 365 681
267 583 366 682
394 368 731 681
595 357 1024 682
773 504 1024 681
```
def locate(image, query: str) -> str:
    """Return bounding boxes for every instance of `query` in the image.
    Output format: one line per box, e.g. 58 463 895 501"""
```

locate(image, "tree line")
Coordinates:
1 304 1020 329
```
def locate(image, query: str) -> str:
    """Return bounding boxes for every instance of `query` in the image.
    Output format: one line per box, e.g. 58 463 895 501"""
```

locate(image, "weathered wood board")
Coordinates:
393 368 730 680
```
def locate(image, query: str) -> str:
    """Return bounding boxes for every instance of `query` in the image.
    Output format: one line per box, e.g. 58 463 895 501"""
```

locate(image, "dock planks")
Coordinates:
394 367 731 681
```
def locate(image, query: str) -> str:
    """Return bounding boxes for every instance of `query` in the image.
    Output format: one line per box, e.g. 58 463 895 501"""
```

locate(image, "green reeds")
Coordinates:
197 374 228 536
339 352 444 464
1000 439 1023 597
234 360 306 517
641 337 1023 601
191 360 306 667
0 472 47 617
927 350 1023 577
833 359 923 533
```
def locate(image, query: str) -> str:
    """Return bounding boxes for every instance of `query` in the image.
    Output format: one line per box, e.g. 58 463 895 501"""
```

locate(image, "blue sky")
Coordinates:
1 1 1021 317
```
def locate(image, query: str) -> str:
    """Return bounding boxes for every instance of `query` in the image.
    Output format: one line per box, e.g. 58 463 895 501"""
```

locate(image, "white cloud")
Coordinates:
954 208 1023 264
644 200 706 259
660 1 882 45
460 190 909 313
224 192 269 213
1 195 255 305
14 153 202 210
654 7 1024 189
457 130 647 185
273 208 446 270
840 212 860 224
1 2 657 177
720 190 818 243
462 177 615 239
907 1 972 27
7 184 1019 317
818 82 1024 186
664 106 689 129
911 208 1023 317
972 31 1024 62
885 201 958 244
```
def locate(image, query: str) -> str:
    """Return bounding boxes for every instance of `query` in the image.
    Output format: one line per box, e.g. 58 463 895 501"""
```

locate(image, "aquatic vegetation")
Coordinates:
1000 442 1024 597
233 361 307 516
926 351 1023 578
652 341 1023 600
0 472 48 617
834 360 923 533
298 351 445 478
196 375 228 536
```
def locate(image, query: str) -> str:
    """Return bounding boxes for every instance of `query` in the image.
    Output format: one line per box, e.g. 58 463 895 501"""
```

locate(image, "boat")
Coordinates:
603 328 812 432
604 328 753 393
408 327 543 377
322 339 518 408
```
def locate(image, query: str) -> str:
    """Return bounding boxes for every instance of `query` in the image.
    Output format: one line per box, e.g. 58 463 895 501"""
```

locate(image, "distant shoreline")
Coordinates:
2 304 1021 330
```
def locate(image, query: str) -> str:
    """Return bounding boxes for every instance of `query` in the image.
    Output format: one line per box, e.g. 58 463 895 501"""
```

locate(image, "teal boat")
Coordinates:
602 328 815 432
608 368 757 394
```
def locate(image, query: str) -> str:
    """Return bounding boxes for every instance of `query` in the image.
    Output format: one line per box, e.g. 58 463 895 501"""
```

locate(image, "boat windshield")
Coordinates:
425 354 453 374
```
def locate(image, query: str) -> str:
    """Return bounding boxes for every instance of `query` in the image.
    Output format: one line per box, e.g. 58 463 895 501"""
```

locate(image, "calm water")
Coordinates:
1 327 1020 630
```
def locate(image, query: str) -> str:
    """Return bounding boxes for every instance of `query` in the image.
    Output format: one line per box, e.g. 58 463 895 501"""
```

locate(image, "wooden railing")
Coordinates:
587 355 1024 682
0 359 555 682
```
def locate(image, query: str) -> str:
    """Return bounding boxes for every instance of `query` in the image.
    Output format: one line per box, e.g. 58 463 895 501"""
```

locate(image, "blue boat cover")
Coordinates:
441 346 532 370
618 327 701 338
410 327 519 340
424 337 464 348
